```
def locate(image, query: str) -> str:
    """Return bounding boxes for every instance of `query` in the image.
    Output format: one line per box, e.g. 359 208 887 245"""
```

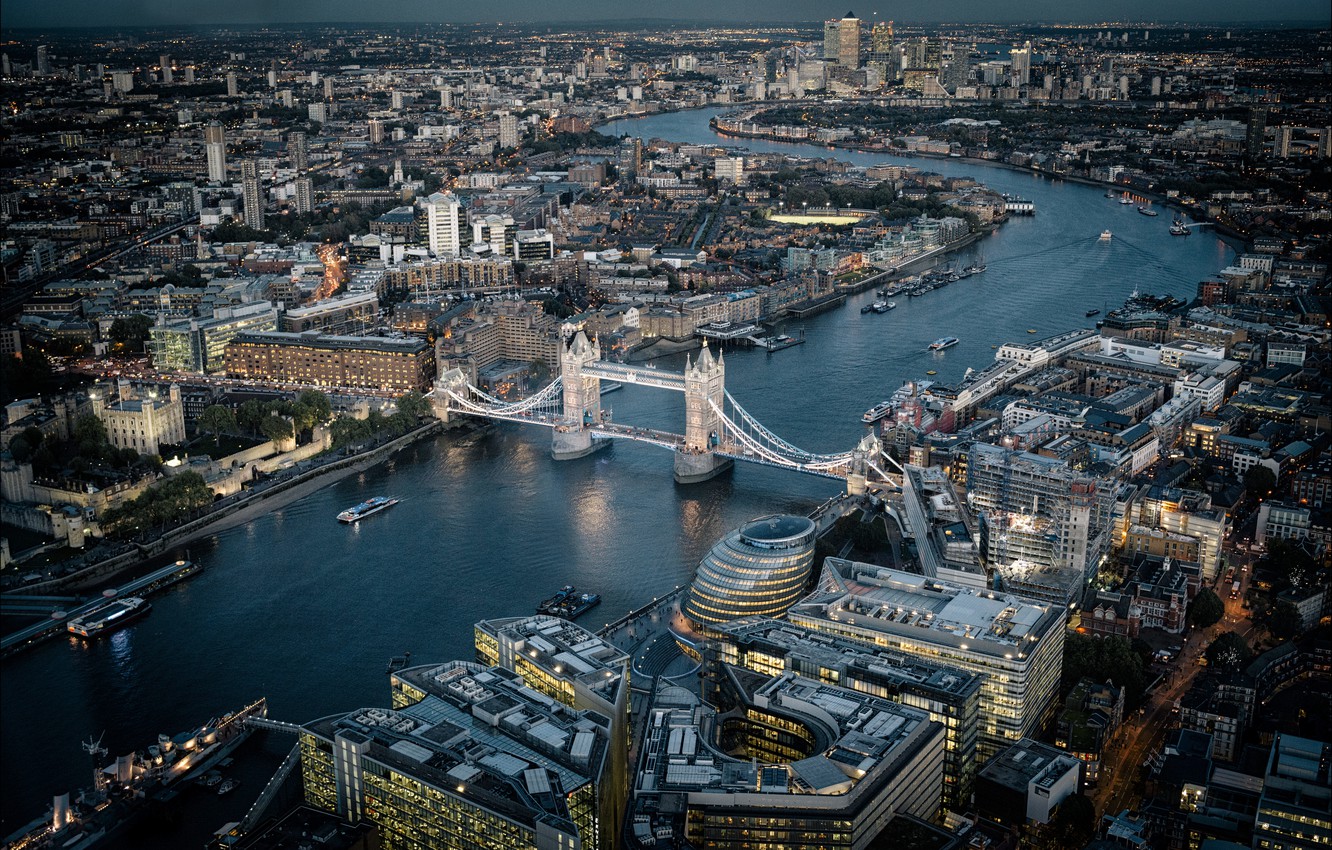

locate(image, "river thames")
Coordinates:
0 106 1235 833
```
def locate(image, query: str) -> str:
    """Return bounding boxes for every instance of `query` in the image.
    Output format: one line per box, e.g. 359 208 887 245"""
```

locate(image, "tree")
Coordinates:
1061 633 1148 708
396 390 431 423
1187 588 1225 629
1244 465 1276 499
1050 793 1096 848
108 314 153 353
297 389 332 424
1206 631 1253 670
197 405 237 445
1254 600 1302 641
237 400 266 435
259 416 294 444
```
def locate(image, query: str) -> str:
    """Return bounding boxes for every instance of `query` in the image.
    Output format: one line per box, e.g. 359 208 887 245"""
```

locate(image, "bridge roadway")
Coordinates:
583 362 686 392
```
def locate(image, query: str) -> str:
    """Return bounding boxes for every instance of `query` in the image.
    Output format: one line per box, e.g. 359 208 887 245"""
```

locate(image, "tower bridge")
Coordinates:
431 332 901 489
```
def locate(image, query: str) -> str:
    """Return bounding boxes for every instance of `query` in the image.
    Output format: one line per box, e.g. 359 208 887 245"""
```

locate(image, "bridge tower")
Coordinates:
675 341 733 483
845 431 880 496
552 331 608 460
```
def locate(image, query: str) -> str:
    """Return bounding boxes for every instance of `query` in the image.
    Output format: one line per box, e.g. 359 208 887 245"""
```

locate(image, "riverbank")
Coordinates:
7 420 447 597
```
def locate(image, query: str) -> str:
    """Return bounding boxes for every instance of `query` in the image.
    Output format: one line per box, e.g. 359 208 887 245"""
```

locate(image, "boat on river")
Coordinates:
929 337 959 351
338 496 399 523
66 597 151 639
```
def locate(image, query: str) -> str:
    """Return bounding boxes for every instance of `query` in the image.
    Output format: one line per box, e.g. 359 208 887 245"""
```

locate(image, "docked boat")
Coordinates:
862 400 894 424
217 779 239 796
536 585 600 619
537 585 575 613
871 301 894 313
1137 206 1158 216
1170 219 1191 236
6 699 267 850
1119 197 1133 205
963 262 987 275
861 304 874 314
1099 230 1113 241
66 597 151 639
1086 309 1101 317
337 496 399 523
929 337 959 351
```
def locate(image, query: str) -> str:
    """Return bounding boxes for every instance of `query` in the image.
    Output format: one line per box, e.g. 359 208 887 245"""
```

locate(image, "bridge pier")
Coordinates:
673 450 732 484
551 428 610 460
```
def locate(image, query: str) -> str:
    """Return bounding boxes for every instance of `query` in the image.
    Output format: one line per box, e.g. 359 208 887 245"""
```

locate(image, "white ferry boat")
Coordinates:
338 496 399 523
1099 229 1113 241
929 337 960 351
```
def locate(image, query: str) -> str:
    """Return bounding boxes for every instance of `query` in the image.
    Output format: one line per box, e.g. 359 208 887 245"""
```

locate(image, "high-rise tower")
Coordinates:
241 161 264 231
823 12 861 68
204 122 226 183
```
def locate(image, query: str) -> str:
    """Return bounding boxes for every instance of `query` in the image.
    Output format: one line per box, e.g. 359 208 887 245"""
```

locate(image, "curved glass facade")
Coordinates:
683 515 817 627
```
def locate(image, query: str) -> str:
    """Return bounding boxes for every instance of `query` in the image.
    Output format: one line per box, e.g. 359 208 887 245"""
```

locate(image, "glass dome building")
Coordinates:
683 514 817 627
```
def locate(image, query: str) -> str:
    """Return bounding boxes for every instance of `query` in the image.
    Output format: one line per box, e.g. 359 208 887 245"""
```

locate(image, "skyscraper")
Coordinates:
498 112 519 149
368 118 384 145
241 160 264 231
158 54 172 85
424 191 464 256
287 130 307 171
225 71 238 98
36 45 51 76
204 122 226 183
1009 41 1031 86
293 177 313 214
1247 106 1268 158
868 20 894 79
823 12 861 68
1275 125 1293 158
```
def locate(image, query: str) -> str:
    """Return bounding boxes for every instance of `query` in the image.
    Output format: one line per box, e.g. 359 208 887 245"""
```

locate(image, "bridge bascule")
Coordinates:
431 332 901 490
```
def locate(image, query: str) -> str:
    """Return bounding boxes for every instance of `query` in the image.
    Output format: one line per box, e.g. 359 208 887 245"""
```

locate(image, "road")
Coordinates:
1090 554 1257 818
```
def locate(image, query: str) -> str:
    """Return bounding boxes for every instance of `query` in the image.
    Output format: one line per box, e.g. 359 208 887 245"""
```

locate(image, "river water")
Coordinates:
0 107 1234 833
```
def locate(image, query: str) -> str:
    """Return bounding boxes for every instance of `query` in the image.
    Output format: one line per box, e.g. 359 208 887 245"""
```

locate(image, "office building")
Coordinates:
682 514 817 628
280 291 378 334
975 738 1082 833
149 302 279 373
241 160 264 231
90 381 186 455
704 617 982 809
824 12 861 68
788 560 1065 759
1254 734 1331 849
868 20 894 77
635 668 945 849
474 615 630 850
513 229 555 260
471 214 516 256
1247 106 1268 157
436 299 563 375
204 122 226 183
302 661 612 850
223 331 435 392
424 192 465 257
713 156 744 183
288 131 308 171
966 441 1116 605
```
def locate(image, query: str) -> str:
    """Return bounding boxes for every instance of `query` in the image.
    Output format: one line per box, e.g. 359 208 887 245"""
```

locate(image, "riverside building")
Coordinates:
474 615 630 850
787 559 1065 760
299 660 612 850
634 668 945 849
222 331 435 392
681 514 817 628
702 616 982 809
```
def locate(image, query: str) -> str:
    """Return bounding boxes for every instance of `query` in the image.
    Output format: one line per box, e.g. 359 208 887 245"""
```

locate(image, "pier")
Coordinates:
0 559 202 657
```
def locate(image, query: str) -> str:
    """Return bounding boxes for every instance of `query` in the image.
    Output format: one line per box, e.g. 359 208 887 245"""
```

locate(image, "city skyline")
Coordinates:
1 0 1328 28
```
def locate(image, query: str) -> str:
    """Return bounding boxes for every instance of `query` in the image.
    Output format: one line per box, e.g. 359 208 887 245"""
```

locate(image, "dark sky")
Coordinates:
2 0 1327 28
